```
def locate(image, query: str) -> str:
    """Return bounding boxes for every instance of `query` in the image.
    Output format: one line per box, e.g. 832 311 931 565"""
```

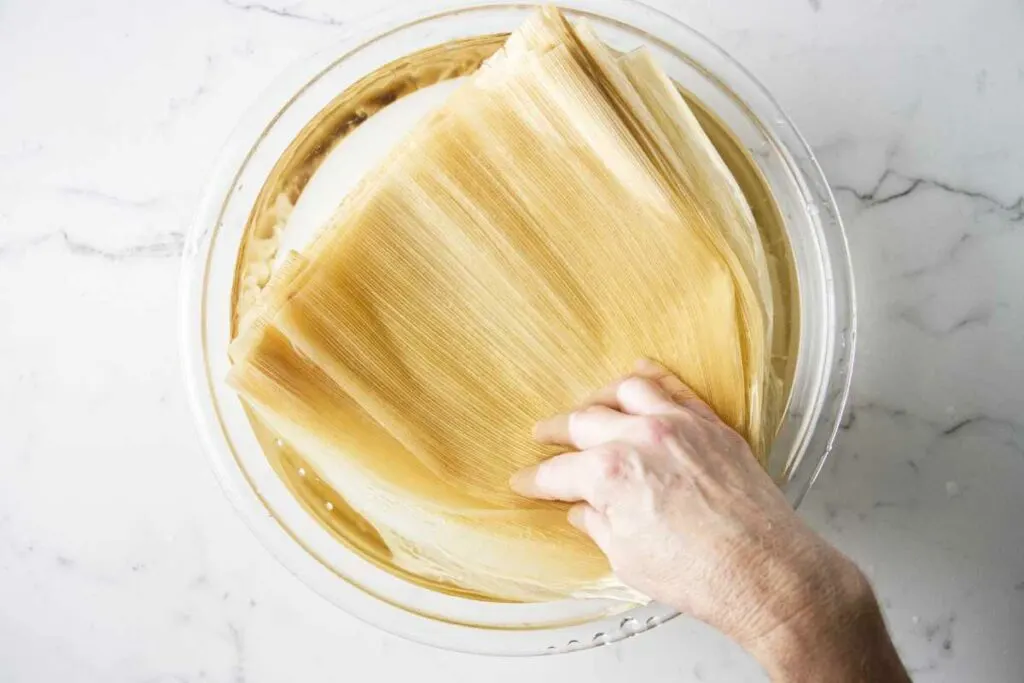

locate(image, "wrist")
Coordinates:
743 559 907 682
744 558 869 669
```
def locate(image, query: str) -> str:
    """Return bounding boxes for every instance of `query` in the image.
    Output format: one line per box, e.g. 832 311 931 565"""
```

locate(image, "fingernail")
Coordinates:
566 503 584 529
634 357 658 371
509 466 537 494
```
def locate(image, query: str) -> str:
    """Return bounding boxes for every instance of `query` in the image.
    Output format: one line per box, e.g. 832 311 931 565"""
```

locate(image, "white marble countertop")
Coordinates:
2 0 1022 680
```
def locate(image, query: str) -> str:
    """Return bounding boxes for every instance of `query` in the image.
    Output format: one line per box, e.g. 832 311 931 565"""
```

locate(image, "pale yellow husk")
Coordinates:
228 7 779 602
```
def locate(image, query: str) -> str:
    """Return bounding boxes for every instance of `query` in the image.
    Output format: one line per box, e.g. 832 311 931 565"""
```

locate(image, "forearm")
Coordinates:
514 365 910 682
745 562 910 683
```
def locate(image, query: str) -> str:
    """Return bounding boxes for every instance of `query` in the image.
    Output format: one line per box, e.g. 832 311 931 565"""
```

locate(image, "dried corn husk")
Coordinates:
228 6 778 602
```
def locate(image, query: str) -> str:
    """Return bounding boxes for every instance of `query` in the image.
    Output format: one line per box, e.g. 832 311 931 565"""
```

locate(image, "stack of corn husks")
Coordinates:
228 6 777 602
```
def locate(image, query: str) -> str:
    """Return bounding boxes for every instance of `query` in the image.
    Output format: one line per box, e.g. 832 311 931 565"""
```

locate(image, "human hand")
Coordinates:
511 359 908 682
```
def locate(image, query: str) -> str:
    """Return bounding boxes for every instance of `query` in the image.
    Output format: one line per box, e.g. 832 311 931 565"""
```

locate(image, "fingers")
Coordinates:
534 360 717 449
510 442 632 504
633 358 718 420
509 450 597 502
511 462 614 553
584 375 678 416
515 360 719 560
632 358 698 403
578 359 716 419
533 405 637 449
568 502 612 552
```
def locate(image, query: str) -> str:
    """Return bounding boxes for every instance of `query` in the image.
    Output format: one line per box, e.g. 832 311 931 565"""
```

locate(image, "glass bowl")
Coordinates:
179 0 855 657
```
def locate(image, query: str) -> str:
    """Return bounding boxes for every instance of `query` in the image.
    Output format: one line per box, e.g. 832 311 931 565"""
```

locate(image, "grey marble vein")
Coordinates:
221 0 345 26
61 230 184 260
841 401 1023 448
228 622 246 683
164 56 216 122
0 230 184 261
53 186 165 211
834 169 1024 220
891 302 1002 337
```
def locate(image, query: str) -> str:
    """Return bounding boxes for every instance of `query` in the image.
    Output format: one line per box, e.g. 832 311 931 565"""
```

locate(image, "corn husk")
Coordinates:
228 7 778 602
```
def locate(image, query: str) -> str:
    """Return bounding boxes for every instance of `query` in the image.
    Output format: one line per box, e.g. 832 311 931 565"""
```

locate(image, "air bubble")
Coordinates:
325 502 334 511
297 467 306 477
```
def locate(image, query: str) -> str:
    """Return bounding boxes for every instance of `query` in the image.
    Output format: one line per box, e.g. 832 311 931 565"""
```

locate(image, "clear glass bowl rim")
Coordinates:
179 0 856 657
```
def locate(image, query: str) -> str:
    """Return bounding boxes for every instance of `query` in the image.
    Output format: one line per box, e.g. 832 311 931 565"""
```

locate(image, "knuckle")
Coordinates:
594 448 625 481
622 375 656 393
638 415 674 443
618 376 661 404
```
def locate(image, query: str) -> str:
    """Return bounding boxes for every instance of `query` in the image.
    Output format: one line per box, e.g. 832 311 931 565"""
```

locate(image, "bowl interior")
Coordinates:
180 0 854 656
